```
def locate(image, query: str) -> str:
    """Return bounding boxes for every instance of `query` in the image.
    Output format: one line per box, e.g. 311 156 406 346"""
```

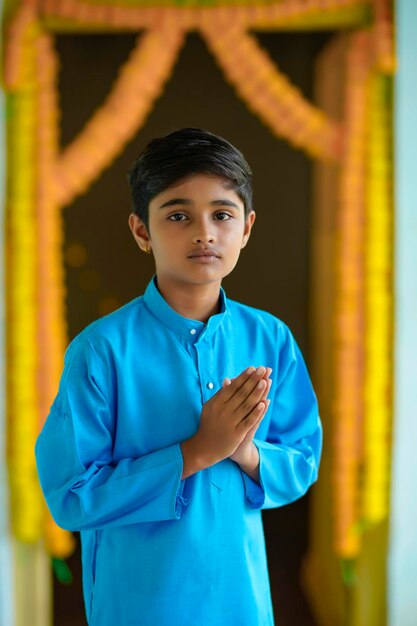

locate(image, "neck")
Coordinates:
155 275 222 323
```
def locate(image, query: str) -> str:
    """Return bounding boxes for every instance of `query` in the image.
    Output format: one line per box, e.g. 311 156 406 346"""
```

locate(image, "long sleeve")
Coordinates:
241 323 323 509
35 337 188 531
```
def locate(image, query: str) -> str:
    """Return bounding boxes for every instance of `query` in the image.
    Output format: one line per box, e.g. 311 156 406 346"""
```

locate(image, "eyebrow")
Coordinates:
158 198 241 210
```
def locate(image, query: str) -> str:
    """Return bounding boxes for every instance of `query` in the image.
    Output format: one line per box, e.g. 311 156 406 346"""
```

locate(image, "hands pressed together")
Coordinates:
180 366 273 481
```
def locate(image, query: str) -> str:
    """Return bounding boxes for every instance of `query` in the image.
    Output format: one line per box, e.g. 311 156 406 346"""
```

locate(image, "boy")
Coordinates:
35 127 322 625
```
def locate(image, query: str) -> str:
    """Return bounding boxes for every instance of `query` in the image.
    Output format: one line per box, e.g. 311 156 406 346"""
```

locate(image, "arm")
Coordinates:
180 437 207 479
35 337 188 532
241 324 323 509
234 444 261 484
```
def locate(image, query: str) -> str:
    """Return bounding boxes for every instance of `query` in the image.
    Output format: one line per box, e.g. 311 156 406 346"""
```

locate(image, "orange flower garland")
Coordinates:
34 31 76 557
3 2 37 90
53 25 186 207
372 0 395 73
39 0 370 31
201 22 343 161
332 31 371 558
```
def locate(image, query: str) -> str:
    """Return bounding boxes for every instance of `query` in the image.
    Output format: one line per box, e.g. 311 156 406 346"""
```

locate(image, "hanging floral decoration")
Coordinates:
5 13 45 544
332 6 394 557
54 26 186 207
332 30 370 558
4 3 75 557
3 0 394 564
38 0 371 31
3 2 37 90
372 0 395 73
362 71 392 527
201 21 342 161
34 30 76 558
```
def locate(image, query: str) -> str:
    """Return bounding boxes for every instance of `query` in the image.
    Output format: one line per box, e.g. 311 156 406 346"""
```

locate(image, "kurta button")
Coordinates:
190 329 196 335
207 382 214 389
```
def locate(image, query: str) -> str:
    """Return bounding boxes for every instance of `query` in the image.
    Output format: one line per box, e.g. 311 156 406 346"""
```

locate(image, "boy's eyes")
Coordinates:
167 212 232 222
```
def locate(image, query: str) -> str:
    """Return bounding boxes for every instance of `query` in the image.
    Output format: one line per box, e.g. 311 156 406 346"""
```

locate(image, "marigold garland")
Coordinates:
3 2 37 90
39 0 370 31
362 71 392 525
34 31 76 558
53 25 186 207
6 16 44 543
372 0 395 73
332 31 371 558
201 22 343 161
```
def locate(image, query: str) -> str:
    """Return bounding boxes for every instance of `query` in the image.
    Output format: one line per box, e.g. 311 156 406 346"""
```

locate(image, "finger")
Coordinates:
235 377 267 419
251 406 266 431
219 366 257 402
262 398 271 416
264 398 271 414
255 397 270 422
239 396 270 438
227 366 269 413
237 400 265 433
260 377 272 402
244 420 261 441
257 398 270 422
224 369 268 389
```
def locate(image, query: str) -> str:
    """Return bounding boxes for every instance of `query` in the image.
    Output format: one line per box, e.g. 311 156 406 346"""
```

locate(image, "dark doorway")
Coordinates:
54 28 331 626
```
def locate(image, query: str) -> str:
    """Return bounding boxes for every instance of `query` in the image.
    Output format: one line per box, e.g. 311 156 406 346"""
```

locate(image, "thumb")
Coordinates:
223 377 232 386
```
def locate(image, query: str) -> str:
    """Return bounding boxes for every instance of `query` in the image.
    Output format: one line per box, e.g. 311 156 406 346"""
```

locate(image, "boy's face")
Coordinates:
129 173 256 288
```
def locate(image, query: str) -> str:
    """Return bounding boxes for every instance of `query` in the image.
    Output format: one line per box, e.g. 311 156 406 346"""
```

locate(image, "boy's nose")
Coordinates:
192 226 215 244
193 234 215 243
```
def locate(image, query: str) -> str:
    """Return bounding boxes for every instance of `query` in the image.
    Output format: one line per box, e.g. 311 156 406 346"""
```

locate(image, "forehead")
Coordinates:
152 173 242 203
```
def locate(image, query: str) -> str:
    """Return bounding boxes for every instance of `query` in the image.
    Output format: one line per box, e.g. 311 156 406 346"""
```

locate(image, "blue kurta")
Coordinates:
35 274 322 625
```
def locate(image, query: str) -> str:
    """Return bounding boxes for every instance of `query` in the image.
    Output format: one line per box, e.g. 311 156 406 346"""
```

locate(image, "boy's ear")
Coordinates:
128 213 151 252
241 210 256 249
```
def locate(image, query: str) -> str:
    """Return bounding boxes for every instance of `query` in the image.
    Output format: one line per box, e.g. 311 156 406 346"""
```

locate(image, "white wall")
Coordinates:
389 1 417 624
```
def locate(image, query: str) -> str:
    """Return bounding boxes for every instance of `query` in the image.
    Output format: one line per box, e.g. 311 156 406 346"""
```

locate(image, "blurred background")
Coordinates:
1 0 416 625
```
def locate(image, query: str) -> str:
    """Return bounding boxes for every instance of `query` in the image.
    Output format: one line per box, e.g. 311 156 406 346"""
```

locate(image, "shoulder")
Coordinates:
227 296 291 341
226 296 302 369
64 295 145 362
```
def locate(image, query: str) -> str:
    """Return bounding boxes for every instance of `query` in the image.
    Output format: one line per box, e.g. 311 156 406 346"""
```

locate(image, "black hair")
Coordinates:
127 127 253 236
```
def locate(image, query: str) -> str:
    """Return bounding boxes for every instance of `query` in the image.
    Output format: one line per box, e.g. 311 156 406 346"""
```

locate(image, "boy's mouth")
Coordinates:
188 249 220 259
188 252 219 264
188 255 220 263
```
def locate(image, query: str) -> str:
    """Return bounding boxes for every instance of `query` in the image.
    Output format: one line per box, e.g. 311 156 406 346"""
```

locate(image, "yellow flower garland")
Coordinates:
362 71 392 525
6 15 45 544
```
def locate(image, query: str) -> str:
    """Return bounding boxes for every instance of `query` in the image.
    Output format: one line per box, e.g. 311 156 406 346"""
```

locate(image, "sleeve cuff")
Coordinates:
240 440 266 509
174 444 190 518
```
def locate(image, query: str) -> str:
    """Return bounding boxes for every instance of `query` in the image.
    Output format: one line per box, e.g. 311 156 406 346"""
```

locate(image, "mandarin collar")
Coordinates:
142 274 229 342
